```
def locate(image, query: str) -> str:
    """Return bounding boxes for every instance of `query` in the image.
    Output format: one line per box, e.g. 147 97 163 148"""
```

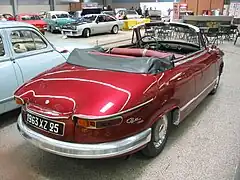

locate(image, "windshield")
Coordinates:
127 10 138 15
103 11 115 16
77 15 97 23
21 15 41 20
56 14 69 18
134 23 200 46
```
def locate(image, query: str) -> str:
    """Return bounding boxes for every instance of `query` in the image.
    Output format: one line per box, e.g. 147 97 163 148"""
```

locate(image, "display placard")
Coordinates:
173 2 180 20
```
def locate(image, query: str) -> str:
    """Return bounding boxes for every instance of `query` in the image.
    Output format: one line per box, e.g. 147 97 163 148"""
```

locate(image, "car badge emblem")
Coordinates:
45 100 50 105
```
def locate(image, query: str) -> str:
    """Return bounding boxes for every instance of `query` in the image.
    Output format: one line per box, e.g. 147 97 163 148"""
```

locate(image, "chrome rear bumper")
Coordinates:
17 115 151 159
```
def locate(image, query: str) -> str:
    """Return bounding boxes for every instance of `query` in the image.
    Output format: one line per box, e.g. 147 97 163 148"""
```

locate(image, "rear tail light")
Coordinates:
76 116 123 129
15 97 25 105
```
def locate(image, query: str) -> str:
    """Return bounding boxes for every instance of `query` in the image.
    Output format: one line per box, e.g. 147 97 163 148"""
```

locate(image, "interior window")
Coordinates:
11 30 47 54
0 36 5 56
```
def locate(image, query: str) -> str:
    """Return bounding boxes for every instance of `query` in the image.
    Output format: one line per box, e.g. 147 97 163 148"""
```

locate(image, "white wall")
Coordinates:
55 5 69 11
18 5 50 13
112 3 140 9
0 4 69 14
0 5 13 14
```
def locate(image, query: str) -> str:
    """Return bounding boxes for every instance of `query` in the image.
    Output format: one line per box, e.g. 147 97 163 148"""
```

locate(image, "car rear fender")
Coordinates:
144 99 180 128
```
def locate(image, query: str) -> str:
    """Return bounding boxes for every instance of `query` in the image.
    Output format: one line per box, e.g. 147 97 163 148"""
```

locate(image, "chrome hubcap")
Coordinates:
114 26 118 33
153 115 168 148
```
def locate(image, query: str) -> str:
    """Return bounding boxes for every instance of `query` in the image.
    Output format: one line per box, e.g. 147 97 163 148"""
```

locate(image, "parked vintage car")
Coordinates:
116 10 141 19
44 11 75 33
0 21 84 115
15 14 47 34
3 13 15 21
62 14 122 38
15 22 224 159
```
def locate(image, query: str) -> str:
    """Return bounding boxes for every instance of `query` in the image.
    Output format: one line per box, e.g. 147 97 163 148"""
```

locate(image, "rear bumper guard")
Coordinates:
17 115 151 159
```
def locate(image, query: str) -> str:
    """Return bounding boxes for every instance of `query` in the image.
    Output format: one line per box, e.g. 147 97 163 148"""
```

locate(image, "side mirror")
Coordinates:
208 44 217 53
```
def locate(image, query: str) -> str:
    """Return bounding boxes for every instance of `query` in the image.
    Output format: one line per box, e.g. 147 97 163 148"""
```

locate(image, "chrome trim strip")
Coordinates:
174 49 206 64
0 58 11 63
180 78 217 112
17 115 151 159
14 49 54 60
26 105 70 120
0 96 14 104
73 98 154 120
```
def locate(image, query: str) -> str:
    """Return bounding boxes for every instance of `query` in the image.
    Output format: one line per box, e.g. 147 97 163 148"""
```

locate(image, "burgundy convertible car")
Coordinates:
15 22 224 159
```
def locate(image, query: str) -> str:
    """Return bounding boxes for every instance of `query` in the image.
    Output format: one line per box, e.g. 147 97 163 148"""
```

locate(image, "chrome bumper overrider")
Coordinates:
17 115 151 159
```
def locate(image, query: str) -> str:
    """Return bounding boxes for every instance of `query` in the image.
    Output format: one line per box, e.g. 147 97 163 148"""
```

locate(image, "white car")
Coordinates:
116 10 141 20
61 14 123 38
0 21 92 115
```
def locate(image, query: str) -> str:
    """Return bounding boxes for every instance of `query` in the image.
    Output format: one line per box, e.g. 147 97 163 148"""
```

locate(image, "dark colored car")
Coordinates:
15 22 224 159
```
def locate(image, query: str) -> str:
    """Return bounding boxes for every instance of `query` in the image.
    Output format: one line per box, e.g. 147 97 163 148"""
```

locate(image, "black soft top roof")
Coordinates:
67 47 174 74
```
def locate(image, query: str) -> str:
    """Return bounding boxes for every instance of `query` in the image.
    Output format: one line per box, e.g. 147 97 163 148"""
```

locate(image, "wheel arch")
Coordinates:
146 102 180 128
219 62 224 75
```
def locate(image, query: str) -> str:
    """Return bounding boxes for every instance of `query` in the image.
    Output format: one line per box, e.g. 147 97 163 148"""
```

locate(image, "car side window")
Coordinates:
52 15 56 19
105 15 116 22
0 36 5 56
11 30 47 54
97 15 105 23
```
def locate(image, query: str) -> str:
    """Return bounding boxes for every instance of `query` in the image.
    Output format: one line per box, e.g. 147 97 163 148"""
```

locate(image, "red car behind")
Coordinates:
15 14 47 34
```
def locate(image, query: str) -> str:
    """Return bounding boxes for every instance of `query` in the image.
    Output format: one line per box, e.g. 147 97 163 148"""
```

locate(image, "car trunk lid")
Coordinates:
15 63 156 117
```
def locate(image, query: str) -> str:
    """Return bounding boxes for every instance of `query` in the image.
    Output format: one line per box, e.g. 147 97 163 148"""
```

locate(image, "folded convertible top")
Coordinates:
67 47 174 74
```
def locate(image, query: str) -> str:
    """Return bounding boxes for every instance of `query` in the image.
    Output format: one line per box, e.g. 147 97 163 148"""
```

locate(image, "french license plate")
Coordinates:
26 113 65 136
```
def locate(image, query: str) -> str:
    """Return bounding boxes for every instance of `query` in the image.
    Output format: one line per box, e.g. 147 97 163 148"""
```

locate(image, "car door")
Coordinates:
95 15 108 34
0 29 21 114
44 13 54 30
105 15 117 32
190 34 218 103
43 13 50 25
164 59 197 121
6 27 66 83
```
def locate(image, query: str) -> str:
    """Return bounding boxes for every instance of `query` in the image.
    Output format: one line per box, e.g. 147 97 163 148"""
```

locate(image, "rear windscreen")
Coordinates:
81 8 102 16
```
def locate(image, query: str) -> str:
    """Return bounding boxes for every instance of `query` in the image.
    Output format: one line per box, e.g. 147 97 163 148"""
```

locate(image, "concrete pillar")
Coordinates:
10 0 18 16
50 0 56 11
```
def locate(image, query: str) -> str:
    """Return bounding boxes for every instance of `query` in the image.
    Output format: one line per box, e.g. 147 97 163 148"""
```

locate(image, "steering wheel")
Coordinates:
136 36 160 50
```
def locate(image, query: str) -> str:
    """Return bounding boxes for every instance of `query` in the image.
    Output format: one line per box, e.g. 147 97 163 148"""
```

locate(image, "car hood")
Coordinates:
73 22 89 26
56 18 74 25
14 63 157 118
24 20 46 26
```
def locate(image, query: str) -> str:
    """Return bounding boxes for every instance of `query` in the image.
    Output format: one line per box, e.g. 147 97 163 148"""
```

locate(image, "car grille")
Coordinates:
62 24 76 30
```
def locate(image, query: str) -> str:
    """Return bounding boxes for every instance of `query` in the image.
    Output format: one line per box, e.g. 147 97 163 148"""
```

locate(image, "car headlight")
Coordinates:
72 25 77 30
